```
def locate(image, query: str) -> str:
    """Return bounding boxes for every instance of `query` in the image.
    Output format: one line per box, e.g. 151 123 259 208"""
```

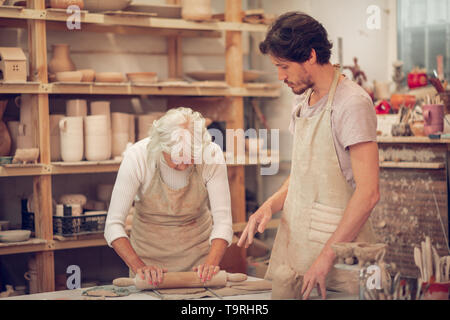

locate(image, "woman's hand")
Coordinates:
193 263 220 283
136 265 168 286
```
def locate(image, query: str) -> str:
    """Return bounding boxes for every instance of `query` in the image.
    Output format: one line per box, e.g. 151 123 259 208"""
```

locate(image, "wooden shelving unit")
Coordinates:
0 0 279 292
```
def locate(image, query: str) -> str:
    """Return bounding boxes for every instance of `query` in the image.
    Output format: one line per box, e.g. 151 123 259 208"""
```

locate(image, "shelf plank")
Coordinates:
52 234 107 250
379 161 445 169
377 136 450 144
51 160 121 175
0 81 280 97
0 238 48 255
0 164 50 177
0 6 269 32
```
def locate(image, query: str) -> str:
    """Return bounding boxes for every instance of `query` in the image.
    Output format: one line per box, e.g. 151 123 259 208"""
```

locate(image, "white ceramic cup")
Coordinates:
59 117 84 162
84 115 109 136
85 134 111 161
66 99 88 117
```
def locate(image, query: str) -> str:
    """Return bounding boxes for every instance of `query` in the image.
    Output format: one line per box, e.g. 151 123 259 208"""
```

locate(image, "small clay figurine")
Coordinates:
344 57 367 86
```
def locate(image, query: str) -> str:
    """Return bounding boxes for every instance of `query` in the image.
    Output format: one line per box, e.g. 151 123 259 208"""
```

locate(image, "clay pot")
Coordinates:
410 121 425 137
390 94 416 111
49 0 84 9
79 69 95 82
59 116 84 162
55 71 83 82
423 104 444 135
181 0 212 21
48 44 76 78
66 99 87 117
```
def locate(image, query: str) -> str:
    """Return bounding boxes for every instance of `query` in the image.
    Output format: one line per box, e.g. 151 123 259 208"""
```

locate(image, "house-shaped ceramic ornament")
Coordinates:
0 47 27 83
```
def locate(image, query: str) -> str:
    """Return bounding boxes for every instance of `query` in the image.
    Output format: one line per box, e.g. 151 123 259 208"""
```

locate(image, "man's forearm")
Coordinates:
111 237 146 274
265 176 290 214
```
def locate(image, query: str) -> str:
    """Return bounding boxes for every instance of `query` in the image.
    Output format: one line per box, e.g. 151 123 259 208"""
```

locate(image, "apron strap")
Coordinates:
325 66 341 111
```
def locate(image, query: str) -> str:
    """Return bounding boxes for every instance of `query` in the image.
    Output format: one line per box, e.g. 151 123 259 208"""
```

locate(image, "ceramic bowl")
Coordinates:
126 72 158 84
0 230 31 242
79 69 96 82
95 72 125 83
55 71 83 82
84 0 131 12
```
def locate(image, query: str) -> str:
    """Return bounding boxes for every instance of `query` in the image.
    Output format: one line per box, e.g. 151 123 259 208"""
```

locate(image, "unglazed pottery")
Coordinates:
423 104 444 135
0 230 31 242
353 242 387 267
126 72 158 84
84 115 111 161
112 132 129 157
138 112 164 140
59 116 84 162
66 99 88 117
55 71 83 82
111 112 130 134
49 0 84 9
12 148 39 164
181 0 211 21
95 72 124 83
48 44 76 77
83 0 131 12
50 114 65 161
79 69 95 82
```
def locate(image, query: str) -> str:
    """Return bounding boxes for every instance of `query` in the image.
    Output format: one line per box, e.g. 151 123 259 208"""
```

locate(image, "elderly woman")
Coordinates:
104 107 233 286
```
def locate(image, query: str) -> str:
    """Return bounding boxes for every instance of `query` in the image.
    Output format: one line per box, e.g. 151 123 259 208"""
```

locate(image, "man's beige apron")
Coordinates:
265 67 375 292
129 162 212 276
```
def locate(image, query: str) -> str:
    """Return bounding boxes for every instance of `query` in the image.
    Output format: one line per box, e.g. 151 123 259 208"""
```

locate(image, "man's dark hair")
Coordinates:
259 12 332 65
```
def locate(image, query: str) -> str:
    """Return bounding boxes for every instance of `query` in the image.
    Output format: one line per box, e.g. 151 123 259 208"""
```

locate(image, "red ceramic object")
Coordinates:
422 282 450 300
375 100 391 114
407 72 428 89
390 94 416 111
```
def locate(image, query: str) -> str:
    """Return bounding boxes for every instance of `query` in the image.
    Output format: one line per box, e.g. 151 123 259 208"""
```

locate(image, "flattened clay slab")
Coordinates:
157 288 207 294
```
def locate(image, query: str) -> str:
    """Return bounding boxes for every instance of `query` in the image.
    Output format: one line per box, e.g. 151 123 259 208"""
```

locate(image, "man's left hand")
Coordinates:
300 252 335 300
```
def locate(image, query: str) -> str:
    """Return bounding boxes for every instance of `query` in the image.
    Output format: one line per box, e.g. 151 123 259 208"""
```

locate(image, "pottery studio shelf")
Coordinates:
379 161 446 169
0 154 278 177
0 81 281 97
0 6 269 34
0 238 48 255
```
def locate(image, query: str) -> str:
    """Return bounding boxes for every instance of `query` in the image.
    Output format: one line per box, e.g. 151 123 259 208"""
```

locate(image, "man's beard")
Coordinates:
286 79 314 95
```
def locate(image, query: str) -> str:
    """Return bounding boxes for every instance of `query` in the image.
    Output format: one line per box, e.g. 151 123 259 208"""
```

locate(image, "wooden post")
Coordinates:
223 0 247 273
27 0 54 292
167 0 183 79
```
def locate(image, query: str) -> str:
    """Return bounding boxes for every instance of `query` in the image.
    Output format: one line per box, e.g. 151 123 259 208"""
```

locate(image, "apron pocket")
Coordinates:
308 202 344 244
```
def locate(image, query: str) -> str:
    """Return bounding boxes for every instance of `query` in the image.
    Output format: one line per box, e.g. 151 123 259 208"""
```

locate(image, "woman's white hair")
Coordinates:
147 107 213 164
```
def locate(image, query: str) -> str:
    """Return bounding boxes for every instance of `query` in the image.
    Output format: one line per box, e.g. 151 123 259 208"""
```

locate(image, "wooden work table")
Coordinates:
373 136 450 277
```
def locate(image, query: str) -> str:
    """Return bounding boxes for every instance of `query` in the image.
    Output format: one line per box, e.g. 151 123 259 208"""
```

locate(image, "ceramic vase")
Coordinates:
423 104 444 135
181 0 211 21
48 44 76 79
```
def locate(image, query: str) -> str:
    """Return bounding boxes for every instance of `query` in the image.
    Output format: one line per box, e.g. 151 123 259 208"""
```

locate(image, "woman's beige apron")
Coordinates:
129 162 212 276
265 67 375 292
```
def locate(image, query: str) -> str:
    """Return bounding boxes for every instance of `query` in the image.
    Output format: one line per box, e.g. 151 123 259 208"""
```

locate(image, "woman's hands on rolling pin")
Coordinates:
136 266 168 286
193 264 220 283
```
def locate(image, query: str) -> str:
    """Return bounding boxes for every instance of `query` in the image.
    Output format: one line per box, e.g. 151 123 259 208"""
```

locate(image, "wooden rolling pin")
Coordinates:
113 271 247 290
